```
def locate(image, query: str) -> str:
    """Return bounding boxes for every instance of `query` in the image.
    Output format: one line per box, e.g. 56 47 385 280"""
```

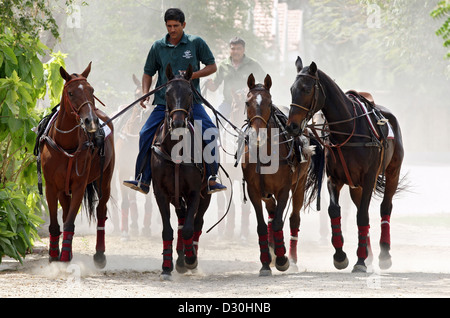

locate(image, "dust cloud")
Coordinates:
35 1 450 277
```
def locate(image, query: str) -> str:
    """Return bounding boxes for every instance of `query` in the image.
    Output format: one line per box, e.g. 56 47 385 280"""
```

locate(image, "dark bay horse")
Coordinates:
287 57 405 272
39 63 115 268
151 64 211 280
242 74 321 276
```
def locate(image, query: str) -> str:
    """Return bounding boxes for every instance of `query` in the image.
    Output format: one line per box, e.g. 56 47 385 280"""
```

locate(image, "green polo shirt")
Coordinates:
144 32 215 105
212 55 265 103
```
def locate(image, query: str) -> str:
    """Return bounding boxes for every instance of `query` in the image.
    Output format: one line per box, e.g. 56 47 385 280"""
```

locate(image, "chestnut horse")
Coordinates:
287 57 405 272
151 64 211 280
38 63 115 268
242 74 321 276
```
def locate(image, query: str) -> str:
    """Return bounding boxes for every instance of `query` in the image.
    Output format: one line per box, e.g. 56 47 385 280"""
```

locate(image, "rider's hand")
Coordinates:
140 96 149 109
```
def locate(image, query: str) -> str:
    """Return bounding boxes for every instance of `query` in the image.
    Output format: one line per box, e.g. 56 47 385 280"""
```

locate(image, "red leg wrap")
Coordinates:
357 225 370 259
273 230 286 257
258 234 270 264
96 218 107 253
380 215 391 245
162 240 173 269
331 217 344 249
183 237 194 258
289 228 299 262
49 233 61 259
60 231 74 262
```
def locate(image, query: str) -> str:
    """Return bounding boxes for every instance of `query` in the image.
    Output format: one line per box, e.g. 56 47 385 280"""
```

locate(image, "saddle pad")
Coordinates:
349 94 394 140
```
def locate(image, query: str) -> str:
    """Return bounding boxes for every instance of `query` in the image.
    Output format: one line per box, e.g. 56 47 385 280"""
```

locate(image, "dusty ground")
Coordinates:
1 163 449 299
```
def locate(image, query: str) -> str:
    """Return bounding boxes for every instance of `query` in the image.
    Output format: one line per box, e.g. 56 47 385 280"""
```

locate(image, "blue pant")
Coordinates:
135 104 219 185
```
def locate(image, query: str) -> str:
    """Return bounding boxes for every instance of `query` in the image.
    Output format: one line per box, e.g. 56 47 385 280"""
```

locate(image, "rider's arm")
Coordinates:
191 63 217 80
140 73 153 108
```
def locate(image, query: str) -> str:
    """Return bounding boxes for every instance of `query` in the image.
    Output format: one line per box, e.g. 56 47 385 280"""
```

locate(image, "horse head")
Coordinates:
287 56 325 137
246 73 272 148
165 63 193 130
60 62 99 133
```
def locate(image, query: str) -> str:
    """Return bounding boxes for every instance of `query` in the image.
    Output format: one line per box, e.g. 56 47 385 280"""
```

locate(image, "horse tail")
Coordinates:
374 172 410 198
83 182 99 221
304 136 325 210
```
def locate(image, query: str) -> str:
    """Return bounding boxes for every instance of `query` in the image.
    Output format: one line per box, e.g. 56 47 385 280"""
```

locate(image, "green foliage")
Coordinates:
0 0 75 39
0 183 43 264
0 24 67 262
431 0 450 58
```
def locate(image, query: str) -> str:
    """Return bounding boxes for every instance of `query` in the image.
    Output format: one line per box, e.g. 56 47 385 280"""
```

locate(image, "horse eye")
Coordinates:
69 92 73 97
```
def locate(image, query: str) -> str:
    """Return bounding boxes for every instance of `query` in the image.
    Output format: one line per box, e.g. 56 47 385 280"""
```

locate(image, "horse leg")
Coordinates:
183 191 201 270
262 196 276 264
93 177 112 269
175 204 187 274
350 187 373 269
155 192 173 279
379 164 402 270
289 179 306 266
47 186 61 262
327 178 349 270
352 182 375 273
271 189 290 272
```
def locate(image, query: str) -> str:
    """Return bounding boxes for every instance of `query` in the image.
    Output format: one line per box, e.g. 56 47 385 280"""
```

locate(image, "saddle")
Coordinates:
346 90 394 141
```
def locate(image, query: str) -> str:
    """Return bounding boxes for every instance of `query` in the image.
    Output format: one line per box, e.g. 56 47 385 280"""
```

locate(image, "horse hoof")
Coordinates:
275 256 290 272
160 273 172 281
259 269 272 277
352 264 367 273
184 257 198 270
379 257 392 270
93 252 107 269
176 260 188 274
333 256 349 270
49 256 59 263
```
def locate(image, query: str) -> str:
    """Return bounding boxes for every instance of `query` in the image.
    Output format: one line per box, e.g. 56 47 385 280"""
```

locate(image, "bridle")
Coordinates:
290 72 326 132
246 87 273 128
165 77 193 131
61 76 97 133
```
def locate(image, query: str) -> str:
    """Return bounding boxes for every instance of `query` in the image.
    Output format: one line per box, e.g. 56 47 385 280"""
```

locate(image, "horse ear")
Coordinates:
309 62 318 75
295 56 303 73
132 74 140 86
166 63 174 81
185 64 193 80
264 74 272 91
247 73 256 90
60 66 71 82
81 61 92 78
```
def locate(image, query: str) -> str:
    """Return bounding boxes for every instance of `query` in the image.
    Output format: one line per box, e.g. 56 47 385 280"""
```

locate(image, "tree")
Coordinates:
431 0 450 58
0 0 71 263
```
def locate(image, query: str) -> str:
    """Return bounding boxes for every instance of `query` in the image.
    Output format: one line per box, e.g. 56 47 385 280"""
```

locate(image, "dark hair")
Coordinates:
229 37 246 48
164 8 185 23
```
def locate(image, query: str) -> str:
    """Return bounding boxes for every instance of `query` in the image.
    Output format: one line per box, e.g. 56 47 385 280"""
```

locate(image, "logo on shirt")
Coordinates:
182 50 193 59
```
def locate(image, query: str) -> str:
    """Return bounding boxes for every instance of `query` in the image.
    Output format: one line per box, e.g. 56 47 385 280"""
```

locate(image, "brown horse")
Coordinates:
38 63 115 268
242 73 321 276
287 57 405 272
151 64 211 280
